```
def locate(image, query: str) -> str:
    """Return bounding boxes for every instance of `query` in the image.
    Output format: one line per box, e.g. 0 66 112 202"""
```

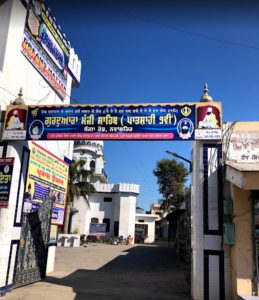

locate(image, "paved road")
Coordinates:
3 241 192 300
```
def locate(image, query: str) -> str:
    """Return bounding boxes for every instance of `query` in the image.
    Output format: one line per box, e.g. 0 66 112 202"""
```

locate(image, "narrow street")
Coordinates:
3 241 192 300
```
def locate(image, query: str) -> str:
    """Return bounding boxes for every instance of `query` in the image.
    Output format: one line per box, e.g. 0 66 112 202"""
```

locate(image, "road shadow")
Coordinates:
45 242 192 300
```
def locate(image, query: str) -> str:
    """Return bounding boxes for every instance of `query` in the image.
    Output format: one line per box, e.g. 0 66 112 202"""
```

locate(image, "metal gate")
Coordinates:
14 196 52 287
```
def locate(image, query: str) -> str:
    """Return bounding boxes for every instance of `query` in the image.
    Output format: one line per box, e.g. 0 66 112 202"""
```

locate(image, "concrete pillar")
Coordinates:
119 194 136 238
191 141 224 300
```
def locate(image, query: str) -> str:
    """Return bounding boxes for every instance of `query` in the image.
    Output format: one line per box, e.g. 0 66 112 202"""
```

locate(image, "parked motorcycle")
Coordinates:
109 235 119 245
109 235 127 245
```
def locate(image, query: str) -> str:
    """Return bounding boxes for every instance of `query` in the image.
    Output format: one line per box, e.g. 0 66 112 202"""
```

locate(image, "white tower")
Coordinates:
73 140 108 183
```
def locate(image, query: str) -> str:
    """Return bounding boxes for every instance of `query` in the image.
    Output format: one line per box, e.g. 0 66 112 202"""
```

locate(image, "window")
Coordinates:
114 221 119 236
91 217 98 224
138 220 145 223
104 197 112 202
103 218 110 232
90 160 95 171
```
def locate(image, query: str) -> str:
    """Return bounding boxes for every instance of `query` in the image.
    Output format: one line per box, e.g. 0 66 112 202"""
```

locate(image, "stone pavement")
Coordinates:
2 240 192 300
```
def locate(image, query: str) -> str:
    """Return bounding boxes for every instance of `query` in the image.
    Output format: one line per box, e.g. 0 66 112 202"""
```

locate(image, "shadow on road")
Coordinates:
46 241 192 300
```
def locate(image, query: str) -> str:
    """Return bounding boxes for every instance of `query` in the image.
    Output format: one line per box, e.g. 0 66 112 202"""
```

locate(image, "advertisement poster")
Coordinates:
23 142 69 225
0 158 14 208
2 106 28 140
195 103 222 140
21 0 70 100
26 103 196 141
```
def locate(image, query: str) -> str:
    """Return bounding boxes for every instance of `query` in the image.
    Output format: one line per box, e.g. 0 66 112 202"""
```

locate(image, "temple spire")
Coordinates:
200 83 213 102
11 87 25 105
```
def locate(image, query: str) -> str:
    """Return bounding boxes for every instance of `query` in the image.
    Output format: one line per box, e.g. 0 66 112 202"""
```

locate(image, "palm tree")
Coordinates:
63 159 95 234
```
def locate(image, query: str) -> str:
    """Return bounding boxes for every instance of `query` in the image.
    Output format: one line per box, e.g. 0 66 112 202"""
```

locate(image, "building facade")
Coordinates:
191 94 259 299
0 0 80 295
223 122 259 299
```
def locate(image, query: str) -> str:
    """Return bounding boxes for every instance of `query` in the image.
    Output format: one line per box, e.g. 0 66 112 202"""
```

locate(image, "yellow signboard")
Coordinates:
24 142 69 225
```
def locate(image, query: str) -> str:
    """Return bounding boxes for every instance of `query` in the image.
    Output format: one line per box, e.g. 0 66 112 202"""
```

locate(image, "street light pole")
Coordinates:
165 150 192 173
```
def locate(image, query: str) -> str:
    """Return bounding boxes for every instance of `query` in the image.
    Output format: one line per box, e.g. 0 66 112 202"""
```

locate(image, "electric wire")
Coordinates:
0 84 82 105
87 0 259 52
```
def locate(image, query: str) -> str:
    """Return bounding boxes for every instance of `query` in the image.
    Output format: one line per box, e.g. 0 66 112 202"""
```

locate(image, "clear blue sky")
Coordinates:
48 0 259 211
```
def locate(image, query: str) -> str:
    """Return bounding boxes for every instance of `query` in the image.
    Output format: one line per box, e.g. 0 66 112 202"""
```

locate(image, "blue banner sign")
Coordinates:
26 104 196 141
89 223 107 236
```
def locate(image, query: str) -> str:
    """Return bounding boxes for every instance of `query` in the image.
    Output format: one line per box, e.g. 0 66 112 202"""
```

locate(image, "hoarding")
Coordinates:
21 0 70 100
2 102 222 141
23 142 69 225
0 158 14 208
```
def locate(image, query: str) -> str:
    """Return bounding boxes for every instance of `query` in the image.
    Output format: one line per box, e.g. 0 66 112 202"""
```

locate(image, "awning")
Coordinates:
225 160 259 190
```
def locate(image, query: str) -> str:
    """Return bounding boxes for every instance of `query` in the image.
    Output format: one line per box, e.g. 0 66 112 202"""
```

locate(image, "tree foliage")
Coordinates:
153 158 189 211
67 159 95 206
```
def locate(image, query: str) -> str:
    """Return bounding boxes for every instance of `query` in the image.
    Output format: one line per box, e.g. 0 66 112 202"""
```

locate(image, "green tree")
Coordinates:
153 158 189 212
63 159 96 233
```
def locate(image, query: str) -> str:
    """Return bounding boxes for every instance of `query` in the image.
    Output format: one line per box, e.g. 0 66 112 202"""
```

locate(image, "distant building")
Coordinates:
150 202 163 218
70 140 158 243
135 212 159 243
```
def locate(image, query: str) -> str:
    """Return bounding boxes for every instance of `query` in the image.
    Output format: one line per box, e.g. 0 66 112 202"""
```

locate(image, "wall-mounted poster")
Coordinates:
195 103 222 140
227 132 259 163
49 224 58 243
89 223 106 236
0 158 14 208
23 142 69 226
2 106 28 140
